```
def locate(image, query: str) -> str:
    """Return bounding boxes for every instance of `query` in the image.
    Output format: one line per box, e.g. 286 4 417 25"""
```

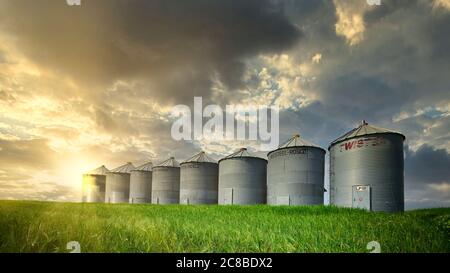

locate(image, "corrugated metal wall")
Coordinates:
105 172 131 203
152 167 180 204
329 133 404 212
82 174 106 203
180 162 218 204
267 146 325 205
129 170 152 204
218 157 267 205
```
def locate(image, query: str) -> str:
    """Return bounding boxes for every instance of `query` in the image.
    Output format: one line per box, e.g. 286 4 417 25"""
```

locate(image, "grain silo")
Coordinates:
82 165 109 203
267 134 326 206
180 151 218 205
105 162 135 203
218 148 267 205
129 161 153 204
329 121 405 212
151 157 180 204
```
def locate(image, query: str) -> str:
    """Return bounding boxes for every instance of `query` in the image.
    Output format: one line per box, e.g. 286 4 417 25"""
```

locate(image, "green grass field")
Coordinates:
0 201 448 253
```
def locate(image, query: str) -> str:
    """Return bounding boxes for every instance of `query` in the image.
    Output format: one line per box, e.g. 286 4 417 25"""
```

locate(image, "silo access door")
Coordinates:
352 185 371 211
277 196 290 205
223 188 233 205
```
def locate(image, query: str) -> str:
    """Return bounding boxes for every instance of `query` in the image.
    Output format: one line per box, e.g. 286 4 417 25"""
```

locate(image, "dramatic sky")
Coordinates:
0 0 449 209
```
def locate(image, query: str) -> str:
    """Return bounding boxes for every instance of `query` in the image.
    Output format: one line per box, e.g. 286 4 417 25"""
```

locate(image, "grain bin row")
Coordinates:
82 121 405 212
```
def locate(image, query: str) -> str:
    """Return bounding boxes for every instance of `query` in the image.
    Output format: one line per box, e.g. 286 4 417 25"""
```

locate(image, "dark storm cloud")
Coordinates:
405 144 450 187
332 5 449 175
0 0 301 103
282 0 450 124
394 112 450 150
278 103 341 149
404 144 450 209
268 0 450 165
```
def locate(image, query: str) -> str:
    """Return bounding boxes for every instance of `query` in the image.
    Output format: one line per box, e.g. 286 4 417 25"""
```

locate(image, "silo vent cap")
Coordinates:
278 134 321 149
224 148 252 159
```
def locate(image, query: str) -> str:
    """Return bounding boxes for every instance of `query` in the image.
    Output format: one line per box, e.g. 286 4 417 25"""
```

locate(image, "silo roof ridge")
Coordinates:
110 162 135 173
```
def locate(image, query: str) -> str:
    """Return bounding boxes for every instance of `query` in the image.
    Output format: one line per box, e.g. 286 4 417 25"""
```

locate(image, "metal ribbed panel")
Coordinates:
82 174 106 203
129 170 152 204
180 162 218 204
329 133 405 212
105 162 134 204
151 166 180 204
218 156 267 205
267 146 325 205
82 165 108 203
105 172 131 203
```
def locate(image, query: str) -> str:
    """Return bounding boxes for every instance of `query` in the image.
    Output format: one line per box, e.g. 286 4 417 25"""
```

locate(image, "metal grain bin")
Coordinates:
129 161 153 204
82 165 109 203
180 152 218 205
218 148 267 205
329 121 405 212
267 134 326 206
151 157 180 204
105 162 135 203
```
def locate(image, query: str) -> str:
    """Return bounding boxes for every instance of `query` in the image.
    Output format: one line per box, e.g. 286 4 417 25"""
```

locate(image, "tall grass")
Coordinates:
0 201 448 253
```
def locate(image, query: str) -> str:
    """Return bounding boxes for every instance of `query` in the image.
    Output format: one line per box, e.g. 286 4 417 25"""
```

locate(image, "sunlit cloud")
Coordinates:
0 0 448 209
333 0 373 46
432 0 450 11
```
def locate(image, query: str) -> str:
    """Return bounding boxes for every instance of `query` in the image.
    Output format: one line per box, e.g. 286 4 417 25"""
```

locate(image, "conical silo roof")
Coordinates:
182 151 216 164
133 161 153 172
219 148 267 163
329 120 405 148
268 134 325 156
85 165 109 175
155 157 180 167
279 134 322 149
110 162 135 173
